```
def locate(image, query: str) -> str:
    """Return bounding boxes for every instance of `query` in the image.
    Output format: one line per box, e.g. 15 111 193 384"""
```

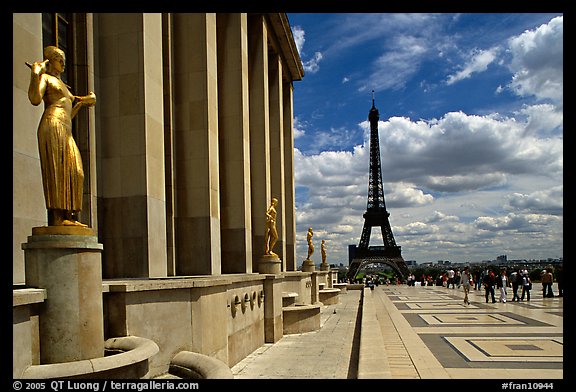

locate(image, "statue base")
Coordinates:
32 225 95 236
301 259 315 272
257 254 282 274
22 231 104 364
320 262 330 271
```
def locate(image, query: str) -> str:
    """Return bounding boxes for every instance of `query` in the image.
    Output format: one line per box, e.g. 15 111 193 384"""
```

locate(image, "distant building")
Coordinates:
348 244 357 264
497 255 508 264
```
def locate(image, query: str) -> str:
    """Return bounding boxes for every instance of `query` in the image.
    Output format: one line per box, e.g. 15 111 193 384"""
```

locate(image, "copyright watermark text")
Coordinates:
13 380 199 392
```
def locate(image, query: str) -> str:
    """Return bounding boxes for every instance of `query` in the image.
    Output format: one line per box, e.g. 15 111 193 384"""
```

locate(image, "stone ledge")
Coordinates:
282 292 299 307
357 288 390 379
104 274 266 293
13 288 47 307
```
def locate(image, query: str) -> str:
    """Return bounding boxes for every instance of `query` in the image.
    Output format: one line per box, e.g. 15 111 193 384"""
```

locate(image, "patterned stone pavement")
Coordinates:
374 282 563 379
231 282 564 383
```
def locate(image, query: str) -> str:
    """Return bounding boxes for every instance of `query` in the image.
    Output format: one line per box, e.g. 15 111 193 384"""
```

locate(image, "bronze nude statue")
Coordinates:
306 227 314 260
264 198 279 256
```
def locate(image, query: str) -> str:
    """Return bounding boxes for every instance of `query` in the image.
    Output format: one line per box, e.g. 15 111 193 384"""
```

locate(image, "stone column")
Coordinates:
13 13 46 285
97 13 168 278
172 13 221 275
162 13 177 276
248 15 272 272
23 228 104 364
283 82 297 271
268 53 286 270
71 14 98 231
217 13 253 273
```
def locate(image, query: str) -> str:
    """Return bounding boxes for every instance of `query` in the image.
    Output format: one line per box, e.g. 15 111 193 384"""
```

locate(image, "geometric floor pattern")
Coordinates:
377 282 563 376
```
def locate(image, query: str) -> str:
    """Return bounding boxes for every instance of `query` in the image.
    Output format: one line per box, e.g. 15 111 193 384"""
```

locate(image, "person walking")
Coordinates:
461 266 472 305
497 268 509 303
483 270 496 303
541 268 554 298
474 270 481 291
448 269 455 289
510 269 520 302
520 271 532 301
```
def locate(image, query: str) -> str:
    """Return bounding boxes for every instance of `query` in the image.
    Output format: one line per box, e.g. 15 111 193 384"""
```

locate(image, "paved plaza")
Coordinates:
231 283 564 380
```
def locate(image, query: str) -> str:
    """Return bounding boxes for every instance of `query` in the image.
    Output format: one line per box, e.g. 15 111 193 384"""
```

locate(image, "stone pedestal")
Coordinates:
22 227 104 364
263 275 283 343
301 258 315 272
257 254 282 274
320 262 330 271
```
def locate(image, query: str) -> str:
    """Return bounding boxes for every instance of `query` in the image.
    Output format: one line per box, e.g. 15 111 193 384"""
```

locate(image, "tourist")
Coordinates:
447 269 455 289
510 269 520 302
520 271 532 301
483 270 496 303
496 268 509 303
461 266 472 305
474 269 481 290
406 274 414 287
541 268 554 298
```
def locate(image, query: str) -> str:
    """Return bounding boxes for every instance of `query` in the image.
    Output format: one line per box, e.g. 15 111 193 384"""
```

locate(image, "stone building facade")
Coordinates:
13 13 337 378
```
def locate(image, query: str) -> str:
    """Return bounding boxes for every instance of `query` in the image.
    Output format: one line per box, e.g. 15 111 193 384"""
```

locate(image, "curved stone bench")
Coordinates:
319 288 340 305
282 303 321 334
168 351 233 379
21 336 159 379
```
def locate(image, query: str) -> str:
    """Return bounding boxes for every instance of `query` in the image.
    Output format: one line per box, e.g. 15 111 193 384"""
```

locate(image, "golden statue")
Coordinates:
321 239 327 264
306 227 314 260
27 46 96 227
264 198 279 256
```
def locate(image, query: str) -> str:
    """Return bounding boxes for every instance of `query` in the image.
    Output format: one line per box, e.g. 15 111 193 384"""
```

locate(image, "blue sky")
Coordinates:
287 13 563 265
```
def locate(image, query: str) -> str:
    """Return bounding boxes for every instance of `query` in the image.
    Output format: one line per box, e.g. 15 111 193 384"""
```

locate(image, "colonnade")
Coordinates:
12 13 303 282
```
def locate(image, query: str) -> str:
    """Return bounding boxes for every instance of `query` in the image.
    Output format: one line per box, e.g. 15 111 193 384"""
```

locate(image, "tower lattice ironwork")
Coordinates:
347 96 409 281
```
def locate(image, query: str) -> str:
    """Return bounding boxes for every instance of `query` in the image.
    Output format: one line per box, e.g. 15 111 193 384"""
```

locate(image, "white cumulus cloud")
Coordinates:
507 16 563 104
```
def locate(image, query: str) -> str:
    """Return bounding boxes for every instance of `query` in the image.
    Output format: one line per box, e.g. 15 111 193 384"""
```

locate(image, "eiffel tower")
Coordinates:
347 95 409 281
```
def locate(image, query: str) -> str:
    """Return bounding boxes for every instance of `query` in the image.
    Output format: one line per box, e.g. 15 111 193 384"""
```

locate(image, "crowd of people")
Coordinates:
343 265 563 304
404 266 562 305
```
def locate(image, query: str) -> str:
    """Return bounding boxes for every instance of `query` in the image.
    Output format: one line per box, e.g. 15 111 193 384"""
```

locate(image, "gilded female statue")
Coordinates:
321 239 327 264
28 46 96 227
306 227 314 260
264 198 279 256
